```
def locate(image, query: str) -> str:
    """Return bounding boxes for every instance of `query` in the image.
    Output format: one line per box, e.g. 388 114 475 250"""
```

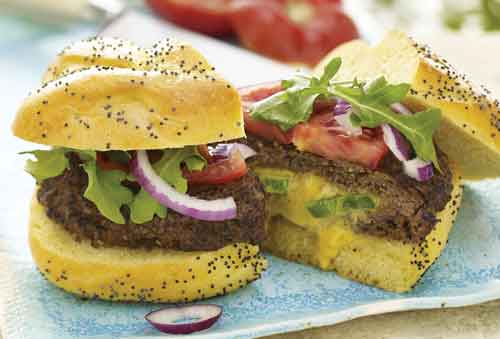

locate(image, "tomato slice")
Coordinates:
145 0 233 37
96 152 130 173
240 82 294 144
184 149 248 185
293 113 389 169
229 0 358 66
239 82 389 169
243 111 294 144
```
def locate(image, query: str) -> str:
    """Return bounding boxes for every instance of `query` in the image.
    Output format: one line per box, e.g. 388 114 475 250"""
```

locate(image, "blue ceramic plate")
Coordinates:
2 179 500 339
2 11 500 339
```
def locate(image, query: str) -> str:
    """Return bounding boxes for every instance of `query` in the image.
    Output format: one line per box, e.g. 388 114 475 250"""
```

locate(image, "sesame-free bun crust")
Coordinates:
315 31 500 180
12 37 244 151
264 162 462 293
29 195 267 303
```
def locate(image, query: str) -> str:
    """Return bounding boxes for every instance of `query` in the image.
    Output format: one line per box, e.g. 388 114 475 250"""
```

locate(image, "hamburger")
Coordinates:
238 31 500 292
12 37 268 303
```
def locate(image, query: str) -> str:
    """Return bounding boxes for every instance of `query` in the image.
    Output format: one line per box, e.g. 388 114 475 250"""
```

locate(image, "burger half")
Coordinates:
12 37 268 303
239 31 500 292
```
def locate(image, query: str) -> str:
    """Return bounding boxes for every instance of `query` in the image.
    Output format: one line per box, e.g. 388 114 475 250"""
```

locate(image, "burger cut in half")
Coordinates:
239 31 500 292
12 37 267 303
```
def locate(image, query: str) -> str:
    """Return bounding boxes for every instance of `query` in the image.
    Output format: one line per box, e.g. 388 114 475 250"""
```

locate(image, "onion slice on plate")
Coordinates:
210 143 256 160
381 124 412 161
131 150 237 221
403 158 434 182
145 304 222 334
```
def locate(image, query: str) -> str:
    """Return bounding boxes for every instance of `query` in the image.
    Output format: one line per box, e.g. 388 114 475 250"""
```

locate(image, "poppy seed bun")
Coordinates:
264 162 462 293
29 195 267 303
315 30 500 180
12 37 244 151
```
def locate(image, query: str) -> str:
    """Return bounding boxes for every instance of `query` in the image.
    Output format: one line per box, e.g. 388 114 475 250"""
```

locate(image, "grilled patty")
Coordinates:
244 135 454 244
37 154 267 251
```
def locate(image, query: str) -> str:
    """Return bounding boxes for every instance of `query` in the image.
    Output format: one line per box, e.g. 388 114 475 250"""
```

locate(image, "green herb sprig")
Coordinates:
250 57 442 170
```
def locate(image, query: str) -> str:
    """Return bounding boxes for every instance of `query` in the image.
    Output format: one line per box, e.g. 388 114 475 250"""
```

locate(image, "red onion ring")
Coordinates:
145 304 222 334
210 143 256 160
403 158 434 182
334 111 362 136
131 150 237 221
381 124 412 161
390 102 413 115
333 99 351 116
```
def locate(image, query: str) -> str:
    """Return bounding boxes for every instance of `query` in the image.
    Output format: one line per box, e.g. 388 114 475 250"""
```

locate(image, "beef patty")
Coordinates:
37 154 267 251
243 135 454 244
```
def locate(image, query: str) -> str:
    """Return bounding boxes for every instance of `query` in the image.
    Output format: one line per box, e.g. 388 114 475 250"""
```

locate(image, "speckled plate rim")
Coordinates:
118 279 500 339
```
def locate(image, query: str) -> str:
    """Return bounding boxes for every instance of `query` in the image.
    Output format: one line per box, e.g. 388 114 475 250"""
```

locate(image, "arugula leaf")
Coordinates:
20 148 69 182
154 147 205 192
82 161 133 224
319 57 341 86
129 188 166 224
363 75 388 96
250 60 338 131
73 149 96 161
332 83 442 170
127 146 206 224
184 154 207 171
248 56 442 171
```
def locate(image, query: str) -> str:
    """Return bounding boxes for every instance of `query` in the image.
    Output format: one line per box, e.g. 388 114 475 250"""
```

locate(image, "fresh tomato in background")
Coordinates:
145 0 234 37
145 0 359 66
229 0 359 66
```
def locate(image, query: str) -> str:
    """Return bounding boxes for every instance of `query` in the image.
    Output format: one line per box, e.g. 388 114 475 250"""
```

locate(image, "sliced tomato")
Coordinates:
239 82 389 168
243 111 294 144
96 152 130 173
184 149 248 185
229 0 358 66
145 0 233 37
292 113 389 169
239 82 294 144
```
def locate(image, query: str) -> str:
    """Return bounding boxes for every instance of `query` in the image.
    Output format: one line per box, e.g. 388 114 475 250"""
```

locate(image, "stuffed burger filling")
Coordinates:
239 57 454 244
24 144 267 251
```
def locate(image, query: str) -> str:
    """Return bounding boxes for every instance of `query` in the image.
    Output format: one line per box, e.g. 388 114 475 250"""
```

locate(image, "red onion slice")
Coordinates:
333 99 351 116
131 150 237 221
334 111 362 136
403 158 434 182
390 102 412 115
210 143 256 160
381 124 412 161
145 304 222 334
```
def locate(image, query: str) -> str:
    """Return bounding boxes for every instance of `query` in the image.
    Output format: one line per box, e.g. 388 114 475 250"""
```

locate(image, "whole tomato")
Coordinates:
229 0 359 66
145 0 234 37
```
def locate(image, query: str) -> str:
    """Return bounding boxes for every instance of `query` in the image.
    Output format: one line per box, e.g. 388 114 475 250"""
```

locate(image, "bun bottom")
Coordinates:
29 196 267 303
264 166 463 293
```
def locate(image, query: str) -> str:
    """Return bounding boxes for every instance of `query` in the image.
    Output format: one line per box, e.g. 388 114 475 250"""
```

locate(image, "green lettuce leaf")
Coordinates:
248 57 442 171
153 147 206 193
20 148 69 182
129 188 167 224
250 75 330 131
82 161 133 224
128 147 206 224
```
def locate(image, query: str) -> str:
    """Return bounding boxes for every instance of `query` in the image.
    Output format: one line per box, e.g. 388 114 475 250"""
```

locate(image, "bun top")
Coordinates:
314 31 500 180
12 37 244 151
